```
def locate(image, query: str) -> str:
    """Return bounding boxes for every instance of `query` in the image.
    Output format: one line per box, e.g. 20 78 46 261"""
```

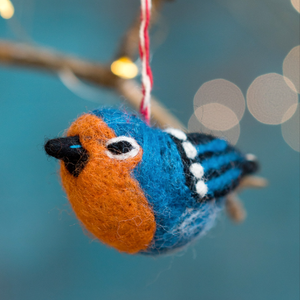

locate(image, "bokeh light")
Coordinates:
194 79 245 128
247 73 298 125
291 0 300 13
111 57 138 79
0 0 14 19
281 104 300 152
188 113 240 145
194 103 239 131
283 45 300 93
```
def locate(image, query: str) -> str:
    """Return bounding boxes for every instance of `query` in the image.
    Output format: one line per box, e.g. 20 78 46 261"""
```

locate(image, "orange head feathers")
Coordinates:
45 113 156 254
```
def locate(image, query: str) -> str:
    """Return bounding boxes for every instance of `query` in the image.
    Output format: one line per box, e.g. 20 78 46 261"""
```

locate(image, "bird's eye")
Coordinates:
107 141 133 155
105 136 140 160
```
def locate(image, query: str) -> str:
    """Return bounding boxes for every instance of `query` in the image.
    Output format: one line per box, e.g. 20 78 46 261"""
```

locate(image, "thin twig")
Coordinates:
237 176 268 190
0 41 117 87
118 80 185 129
226 175 267 222
226 193 246 223
0 40 185 129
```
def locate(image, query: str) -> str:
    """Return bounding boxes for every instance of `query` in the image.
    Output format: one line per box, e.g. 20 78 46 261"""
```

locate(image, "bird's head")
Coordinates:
44 110 156 254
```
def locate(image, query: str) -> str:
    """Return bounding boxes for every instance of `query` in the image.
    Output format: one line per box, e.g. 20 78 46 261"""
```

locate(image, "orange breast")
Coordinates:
60 114 156 254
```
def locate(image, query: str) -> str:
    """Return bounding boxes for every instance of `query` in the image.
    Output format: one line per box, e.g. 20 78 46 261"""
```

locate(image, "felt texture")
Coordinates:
60 114 156 254
45 108 258 255
93 108 257 255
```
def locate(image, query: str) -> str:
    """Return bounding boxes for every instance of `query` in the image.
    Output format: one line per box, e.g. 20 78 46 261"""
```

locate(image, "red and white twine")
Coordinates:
139 0 153 125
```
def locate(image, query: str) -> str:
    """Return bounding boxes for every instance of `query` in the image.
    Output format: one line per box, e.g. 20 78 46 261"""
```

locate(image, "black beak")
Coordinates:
44 136 89 177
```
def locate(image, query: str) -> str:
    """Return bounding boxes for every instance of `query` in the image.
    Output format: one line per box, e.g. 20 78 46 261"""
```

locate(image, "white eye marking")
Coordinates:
105 136 140 160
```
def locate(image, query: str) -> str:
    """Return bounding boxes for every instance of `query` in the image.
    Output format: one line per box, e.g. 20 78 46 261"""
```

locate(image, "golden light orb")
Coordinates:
111 57 138 79
0 0 14 19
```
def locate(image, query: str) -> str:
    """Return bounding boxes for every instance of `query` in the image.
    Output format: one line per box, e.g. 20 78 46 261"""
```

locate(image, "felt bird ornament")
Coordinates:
44 108 258 255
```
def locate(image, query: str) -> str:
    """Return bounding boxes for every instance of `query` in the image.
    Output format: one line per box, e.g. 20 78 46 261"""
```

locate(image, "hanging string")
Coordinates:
139 0 153 125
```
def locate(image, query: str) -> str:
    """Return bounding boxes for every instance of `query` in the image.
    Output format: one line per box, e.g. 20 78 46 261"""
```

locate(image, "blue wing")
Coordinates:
169 132 258 202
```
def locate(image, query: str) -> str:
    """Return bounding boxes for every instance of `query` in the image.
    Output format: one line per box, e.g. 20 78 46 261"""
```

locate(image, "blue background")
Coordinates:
0 0 299 299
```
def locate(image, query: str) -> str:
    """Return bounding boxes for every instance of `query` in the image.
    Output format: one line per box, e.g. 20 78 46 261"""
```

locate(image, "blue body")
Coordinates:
92 108 255 255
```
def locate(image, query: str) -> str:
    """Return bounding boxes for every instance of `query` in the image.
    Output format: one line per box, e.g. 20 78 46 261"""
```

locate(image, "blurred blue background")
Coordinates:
0 0 299 299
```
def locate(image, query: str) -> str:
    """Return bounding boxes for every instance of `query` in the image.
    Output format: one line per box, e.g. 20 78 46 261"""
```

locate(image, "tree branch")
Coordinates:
226 193 246 223
225 176 267 222
0 40 185 129
0 41 117 87
118 80 185 129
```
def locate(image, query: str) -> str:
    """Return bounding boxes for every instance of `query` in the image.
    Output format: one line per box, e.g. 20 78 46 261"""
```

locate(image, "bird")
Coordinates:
44 108 258 255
